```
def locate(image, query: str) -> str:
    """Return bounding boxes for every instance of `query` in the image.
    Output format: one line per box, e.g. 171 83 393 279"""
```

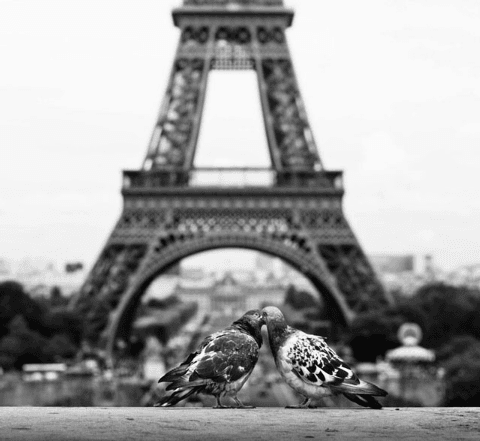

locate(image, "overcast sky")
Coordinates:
1 0 479 271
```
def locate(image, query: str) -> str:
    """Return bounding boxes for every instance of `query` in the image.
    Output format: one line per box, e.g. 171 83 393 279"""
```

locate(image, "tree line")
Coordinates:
0 281 82 370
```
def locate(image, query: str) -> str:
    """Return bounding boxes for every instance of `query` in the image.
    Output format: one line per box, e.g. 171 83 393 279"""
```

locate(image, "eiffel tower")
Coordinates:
74 0 390 356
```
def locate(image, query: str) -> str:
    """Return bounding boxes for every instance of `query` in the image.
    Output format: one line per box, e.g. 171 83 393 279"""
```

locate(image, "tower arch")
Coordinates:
106 234 353 357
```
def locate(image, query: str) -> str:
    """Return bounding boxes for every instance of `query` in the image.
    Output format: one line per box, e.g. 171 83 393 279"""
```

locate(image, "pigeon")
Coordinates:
155 309 265 408
262 306 387 409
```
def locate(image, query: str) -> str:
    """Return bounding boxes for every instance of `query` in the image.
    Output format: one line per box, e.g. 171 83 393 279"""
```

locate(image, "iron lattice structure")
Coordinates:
74 0 390 355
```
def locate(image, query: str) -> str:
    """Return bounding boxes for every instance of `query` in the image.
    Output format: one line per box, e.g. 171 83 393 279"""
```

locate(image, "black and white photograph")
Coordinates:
0 0 479 439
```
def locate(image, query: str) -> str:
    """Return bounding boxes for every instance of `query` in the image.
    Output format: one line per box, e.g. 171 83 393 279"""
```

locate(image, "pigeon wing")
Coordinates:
158 331 218 385
190 329 259 383
287 333 359 387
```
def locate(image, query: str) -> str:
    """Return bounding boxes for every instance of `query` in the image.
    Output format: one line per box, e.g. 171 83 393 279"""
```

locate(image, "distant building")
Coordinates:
0 259 11 276
447 264 480 289
180 266 206 281
138 262 320 346
368 254 446 296
174 271 284 330
369 253 480 294
22 363 67 382
369 254 415 274
65 262 84 273
0 257 86 296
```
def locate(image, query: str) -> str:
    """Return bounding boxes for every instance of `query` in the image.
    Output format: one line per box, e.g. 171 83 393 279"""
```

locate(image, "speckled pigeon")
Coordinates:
155 309 265 408
263 306 387 409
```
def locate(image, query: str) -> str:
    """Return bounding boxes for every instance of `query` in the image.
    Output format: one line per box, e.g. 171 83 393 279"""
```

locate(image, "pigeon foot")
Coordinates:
233 397 255 409
286 398 316 409
213 397 234 409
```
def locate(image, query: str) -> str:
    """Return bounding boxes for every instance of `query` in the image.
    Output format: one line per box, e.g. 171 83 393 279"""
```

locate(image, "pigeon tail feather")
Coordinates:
330 378 388 397
342 393 383 409
154 386 203 407
161 371 189 387
357 379 388 396
158 354 197 384
166 378 210 391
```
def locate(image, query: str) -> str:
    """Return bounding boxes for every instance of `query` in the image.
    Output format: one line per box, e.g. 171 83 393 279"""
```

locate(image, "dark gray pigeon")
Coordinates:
155 309 265 408
263 306 387 409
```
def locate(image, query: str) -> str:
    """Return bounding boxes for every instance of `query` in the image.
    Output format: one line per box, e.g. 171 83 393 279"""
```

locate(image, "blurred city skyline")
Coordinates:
1 0 480 271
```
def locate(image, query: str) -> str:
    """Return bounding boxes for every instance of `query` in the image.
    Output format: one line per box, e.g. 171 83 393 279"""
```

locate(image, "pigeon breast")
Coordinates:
284 331 357 387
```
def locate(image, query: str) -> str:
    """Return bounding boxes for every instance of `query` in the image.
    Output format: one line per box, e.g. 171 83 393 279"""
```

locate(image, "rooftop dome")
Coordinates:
386 345 435 363
386 322 435 363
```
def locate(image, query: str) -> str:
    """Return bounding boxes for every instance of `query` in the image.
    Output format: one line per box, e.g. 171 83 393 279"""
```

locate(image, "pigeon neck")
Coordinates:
267 319 289 355
231 320 263 348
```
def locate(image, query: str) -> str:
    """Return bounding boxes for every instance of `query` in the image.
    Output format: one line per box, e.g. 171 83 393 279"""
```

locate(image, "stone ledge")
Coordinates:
0 407 478 441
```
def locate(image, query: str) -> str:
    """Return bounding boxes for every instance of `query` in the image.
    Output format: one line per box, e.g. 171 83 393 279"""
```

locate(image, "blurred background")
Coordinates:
1 0 479 407
1 253 479 407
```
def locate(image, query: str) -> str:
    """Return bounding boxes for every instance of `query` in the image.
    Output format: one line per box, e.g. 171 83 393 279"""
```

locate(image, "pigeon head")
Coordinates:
262 306 286 325
262 306 289 354
231 309 265 347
